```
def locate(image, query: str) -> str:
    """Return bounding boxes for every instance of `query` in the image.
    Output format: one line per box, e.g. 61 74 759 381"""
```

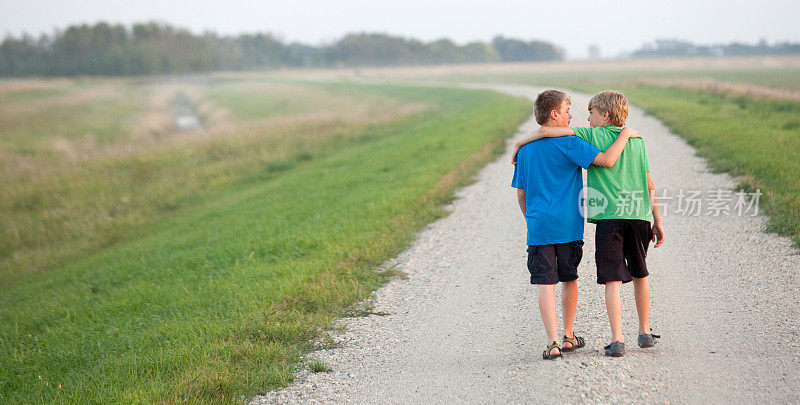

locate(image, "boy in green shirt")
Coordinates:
511 90 666 357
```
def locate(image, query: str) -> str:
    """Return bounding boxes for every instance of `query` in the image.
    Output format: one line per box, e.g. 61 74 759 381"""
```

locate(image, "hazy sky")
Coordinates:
2 0 800 59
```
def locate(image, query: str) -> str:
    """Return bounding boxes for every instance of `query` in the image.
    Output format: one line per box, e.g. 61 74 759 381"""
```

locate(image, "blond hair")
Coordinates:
588 91 628 127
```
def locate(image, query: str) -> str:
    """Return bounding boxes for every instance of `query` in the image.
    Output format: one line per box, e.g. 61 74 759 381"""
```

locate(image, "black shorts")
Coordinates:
595 219 652 284
526 240 584 285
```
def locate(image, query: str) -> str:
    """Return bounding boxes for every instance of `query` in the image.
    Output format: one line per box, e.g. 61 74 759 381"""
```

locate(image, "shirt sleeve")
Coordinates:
642 141 651 172
571 126 592 142
565 136 601 169
511 151 525 189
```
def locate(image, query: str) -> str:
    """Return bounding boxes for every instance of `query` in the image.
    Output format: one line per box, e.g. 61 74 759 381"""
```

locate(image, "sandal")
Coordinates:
604 341 625 357
638 332 661 348
561 334 585 352
542 341 563 360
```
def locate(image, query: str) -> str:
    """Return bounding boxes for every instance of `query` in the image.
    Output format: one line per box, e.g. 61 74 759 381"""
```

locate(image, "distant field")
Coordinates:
0 78 531 402
437 68 800 94
272 55 800 93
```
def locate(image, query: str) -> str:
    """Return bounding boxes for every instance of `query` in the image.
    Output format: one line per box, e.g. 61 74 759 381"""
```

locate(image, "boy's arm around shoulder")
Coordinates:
511 126 575 164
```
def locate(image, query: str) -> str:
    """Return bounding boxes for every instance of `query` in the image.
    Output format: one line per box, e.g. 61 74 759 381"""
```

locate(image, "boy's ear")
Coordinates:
603 111 610 120
550 109 558 121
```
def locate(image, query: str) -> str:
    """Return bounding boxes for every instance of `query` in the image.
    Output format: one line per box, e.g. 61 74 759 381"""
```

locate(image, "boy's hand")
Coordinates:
511 142 521 165
621 127 642 139
652 221 665 248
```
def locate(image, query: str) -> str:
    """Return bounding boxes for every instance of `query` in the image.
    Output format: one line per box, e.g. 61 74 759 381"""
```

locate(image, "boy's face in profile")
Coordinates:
587 107 609 127
552 100 572 127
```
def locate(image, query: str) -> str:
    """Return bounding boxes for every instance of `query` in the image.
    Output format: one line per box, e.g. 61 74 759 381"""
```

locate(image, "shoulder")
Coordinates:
627 137 648 151
553 136 597 159
562 134 594 148
596 126 622 137
622 139 651 167
516 141 538 161
522 137 559 150
571 126 593 139
546 136 581 150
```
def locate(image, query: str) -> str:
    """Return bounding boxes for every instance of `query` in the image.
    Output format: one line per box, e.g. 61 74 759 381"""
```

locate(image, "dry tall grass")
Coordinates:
0 78 432 284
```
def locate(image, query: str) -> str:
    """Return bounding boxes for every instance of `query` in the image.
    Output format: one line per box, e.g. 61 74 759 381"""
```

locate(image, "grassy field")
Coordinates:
0 79 531 402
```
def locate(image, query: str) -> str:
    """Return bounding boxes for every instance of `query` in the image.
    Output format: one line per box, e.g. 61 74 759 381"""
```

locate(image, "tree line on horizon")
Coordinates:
631 38 800 58
0 22 565 77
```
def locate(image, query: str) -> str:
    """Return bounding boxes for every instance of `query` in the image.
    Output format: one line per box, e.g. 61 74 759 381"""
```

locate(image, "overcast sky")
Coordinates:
2 0 800 59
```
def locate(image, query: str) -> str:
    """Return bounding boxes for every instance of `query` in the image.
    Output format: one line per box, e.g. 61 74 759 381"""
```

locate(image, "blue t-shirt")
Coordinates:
511 136 601 246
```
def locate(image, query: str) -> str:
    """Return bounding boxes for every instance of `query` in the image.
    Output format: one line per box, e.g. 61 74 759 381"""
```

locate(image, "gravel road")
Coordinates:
251 85 800 404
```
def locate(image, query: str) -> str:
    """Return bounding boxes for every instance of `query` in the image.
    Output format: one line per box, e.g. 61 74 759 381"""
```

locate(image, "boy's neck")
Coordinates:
543 120 568 128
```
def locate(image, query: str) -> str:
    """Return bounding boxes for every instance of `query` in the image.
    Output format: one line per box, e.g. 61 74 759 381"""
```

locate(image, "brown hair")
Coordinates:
588 90 629 126
534 90 569 125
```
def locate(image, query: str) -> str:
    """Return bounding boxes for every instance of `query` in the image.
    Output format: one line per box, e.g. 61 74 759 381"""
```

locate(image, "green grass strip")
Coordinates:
0 83 530 403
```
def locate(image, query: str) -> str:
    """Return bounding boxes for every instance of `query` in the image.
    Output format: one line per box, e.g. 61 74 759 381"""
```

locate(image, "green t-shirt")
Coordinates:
572 125 652 223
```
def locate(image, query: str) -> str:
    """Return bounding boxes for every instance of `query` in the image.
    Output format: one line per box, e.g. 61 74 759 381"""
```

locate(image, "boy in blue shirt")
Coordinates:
513 90 665 357
512 90 638 360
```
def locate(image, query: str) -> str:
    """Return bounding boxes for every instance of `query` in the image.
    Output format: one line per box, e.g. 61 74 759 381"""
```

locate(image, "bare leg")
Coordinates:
604 281 624 342
561 280 578 348
538 284 560 355
633 277 651 334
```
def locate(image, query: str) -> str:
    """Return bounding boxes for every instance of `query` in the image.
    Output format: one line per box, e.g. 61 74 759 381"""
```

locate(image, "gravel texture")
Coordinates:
251 85 800 404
